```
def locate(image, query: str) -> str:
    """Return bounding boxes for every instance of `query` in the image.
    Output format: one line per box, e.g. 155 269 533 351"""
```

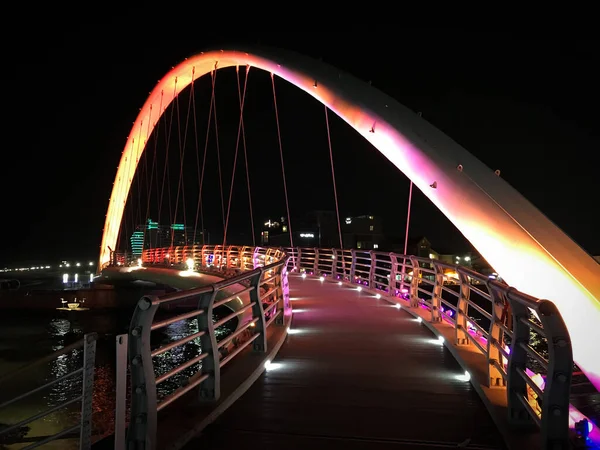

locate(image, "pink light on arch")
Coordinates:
98 48 600 390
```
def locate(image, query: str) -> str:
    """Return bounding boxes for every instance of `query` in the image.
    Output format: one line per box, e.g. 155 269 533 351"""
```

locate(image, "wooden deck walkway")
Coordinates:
184 276 505 449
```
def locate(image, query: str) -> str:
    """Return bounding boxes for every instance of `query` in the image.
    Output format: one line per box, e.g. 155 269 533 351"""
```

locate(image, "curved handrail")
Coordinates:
285 246 574 449
111 245 575 449
125 246 290 449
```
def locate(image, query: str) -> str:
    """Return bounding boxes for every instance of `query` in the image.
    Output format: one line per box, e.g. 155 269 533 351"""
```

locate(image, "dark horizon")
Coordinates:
2 29 599 265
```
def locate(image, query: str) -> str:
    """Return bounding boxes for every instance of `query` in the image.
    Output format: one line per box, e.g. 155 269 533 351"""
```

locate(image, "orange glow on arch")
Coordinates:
99 48 600 390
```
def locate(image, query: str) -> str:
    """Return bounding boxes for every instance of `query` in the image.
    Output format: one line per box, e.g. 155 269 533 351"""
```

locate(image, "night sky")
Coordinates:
3 26 599 265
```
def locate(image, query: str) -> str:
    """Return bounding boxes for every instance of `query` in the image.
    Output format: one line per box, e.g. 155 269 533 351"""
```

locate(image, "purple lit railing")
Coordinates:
284 247 584 449
106 245 589 448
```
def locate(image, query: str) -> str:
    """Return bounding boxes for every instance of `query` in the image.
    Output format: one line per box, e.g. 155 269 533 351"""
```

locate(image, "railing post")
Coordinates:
350 249 357 282
114 334 128 450
250 269 268 350
275 264 288 325
408 256 420 308
455 272 470 345
535 299 573 450
389 253 398 295
197 288 221 401
79 333 97 450
486 283 508 388
430 262 443 322
253 247 260 269
368 251 375 289
281 262 291 317
128 296 159 450
313 248 319 274
296 247 302 271
505 290 536 430
332 249 338 279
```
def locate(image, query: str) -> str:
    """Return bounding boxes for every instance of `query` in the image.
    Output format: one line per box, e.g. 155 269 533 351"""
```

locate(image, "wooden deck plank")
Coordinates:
184 276 505 449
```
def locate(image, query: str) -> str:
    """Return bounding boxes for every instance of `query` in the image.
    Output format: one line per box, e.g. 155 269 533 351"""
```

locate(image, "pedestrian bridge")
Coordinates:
95 244 593 450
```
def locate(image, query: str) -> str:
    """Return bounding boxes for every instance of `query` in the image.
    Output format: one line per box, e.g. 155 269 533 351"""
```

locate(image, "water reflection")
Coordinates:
0 301 235 449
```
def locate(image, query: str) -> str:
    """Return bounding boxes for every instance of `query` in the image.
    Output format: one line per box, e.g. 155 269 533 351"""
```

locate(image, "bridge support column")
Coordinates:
455 273 470 346
535 299 572 450
505 291 572 449
197 289 221 401
487 285 508 389
408 257 420 308
430 263 443 323
128 296 159 450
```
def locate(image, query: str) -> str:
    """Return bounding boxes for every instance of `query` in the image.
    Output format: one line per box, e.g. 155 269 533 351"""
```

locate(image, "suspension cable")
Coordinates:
324 106 344 249
222 65 250 247
270 73 295 255
239 67 255 246
324 106 347 277
171 68 195 246
119 125 137 253
141 106 153 239
212 64 226 231
193 69 216 246
133 116 145 230
158 79 177 242
151 91 165 248
143 96 163 249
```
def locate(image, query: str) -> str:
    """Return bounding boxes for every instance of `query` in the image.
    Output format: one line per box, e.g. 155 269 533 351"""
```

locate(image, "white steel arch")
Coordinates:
99 48 600 389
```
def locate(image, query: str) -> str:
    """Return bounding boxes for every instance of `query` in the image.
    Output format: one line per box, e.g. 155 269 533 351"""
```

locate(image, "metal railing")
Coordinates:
285 247 573 449
107 244 573 449
124 246 290 449
0 333 97 450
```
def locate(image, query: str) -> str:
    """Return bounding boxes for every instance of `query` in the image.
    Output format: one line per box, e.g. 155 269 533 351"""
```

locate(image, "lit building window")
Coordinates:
373 244 379 249
369 225 374 231
130 231 144 257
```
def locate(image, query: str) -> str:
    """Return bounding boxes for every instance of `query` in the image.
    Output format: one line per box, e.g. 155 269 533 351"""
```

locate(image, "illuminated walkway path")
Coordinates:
184 276 503 449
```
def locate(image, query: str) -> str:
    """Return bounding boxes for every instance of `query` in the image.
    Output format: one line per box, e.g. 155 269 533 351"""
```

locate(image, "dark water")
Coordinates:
0 292 234 449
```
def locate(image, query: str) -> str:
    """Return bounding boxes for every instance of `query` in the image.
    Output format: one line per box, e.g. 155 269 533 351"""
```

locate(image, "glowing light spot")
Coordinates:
416 317 422 323
338 281 342 285
264 360 282 371
319 276 324 282
394 304 401 309
456 371 471 382
186 258 194 271
301 273 307 279
375 293 381 299
438 335 445 344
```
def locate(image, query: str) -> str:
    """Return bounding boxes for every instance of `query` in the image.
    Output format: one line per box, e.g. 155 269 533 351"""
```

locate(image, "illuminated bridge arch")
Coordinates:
99 47 600 388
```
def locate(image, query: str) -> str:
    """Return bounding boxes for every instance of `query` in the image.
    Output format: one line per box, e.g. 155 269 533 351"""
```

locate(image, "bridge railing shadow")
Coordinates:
285 246 574 450
122 245 290 449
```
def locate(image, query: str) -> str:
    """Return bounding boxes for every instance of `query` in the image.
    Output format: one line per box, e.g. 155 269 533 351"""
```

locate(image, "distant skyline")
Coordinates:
2 29 599 265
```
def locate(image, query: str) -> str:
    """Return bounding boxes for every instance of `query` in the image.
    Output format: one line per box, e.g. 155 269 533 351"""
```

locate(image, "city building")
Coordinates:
130 230 144 258
342 215 384 250
261 211 338 248
130 219 206 253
